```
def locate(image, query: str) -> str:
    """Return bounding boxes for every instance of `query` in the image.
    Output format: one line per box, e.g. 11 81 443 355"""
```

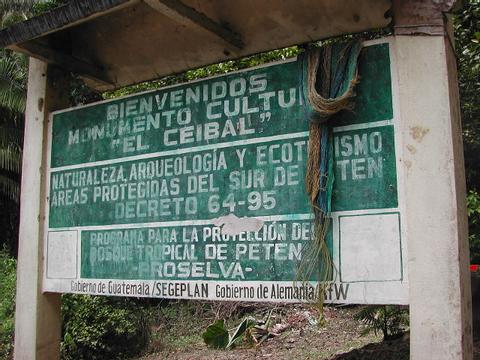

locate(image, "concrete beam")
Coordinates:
14 59 70 360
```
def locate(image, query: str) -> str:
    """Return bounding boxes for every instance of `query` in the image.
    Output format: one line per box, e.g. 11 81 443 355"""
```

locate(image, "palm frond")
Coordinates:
0 174 19 202
0 0 32 203
0 147 21 174
0 0 36 16
355 305 409 340
0 84 26 114
354 305 380 322
0 57 27 114
1 10 27 29
0 127 22 150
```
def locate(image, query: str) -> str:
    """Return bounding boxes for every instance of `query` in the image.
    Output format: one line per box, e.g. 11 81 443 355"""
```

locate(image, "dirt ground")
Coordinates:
138 303 480 360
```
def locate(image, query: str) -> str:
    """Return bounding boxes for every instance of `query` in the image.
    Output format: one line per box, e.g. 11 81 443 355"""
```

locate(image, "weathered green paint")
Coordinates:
332 125 397 211
47 42 397 286
335 43 393 127
80 221 320 281
332 43 396 211
49 138 310 227
51 61 304 168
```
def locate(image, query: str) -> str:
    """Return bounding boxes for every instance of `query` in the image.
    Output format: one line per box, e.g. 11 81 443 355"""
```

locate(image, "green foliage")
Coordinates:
456 0 480 192
0 1 35 15
468 190 480 263
146 300 223 353
203 317 259 350
0 0 36 254
0 1 33 29
354 305 409 340
0 2 30 205
455 0 480 263
31 0 69 15
0 56 26 114
227 316 258 348
202 319 230 349
203 311 275 349
202 316 259 349
61 295 149 360
0 250 16 359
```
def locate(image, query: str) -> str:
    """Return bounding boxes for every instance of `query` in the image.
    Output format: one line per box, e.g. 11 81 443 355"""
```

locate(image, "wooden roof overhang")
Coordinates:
0 0 395 91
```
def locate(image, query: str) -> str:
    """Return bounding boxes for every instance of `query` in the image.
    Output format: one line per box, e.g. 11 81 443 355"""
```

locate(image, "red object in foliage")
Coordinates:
471 265 479 272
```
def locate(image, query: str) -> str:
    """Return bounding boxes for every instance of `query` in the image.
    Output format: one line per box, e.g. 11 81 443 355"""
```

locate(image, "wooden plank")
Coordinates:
17 42 114 86
74 0 391 91
0 0 138 48
2 0 393 91
144 0 244 49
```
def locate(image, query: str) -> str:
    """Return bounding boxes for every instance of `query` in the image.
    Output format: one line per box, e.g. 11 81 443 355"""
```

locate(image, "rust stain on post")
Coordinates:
407 144 417 154
410 126 430 143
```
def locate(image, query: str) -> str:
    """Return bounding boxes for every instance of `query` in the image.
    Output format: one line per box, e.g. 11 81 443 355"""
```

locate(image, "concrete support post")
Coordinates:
14 58 69 360
394 32 473 360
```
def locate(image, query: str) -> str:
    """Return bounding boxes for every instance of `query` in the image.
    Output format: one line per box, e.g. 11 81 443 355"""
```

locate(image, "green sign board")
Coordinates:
43 40 407 304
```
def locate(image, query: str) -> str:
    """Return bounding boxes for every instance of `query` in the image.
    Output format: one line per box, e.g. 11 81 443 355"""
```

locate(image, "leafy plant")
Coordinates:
354 305 409 340
31 0 69 15
468 190 480 263
202 319 230 349
228 316 257 348
203 311 274 349
0 0 31 206
455 1 480 263
0 249 16 360
61 295 150 360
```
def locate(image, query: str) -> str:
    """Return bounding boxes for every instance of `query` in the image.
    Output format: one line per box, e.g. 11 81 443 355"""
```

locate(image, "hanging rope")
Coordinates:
306 45 360 120
297 40 362 312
